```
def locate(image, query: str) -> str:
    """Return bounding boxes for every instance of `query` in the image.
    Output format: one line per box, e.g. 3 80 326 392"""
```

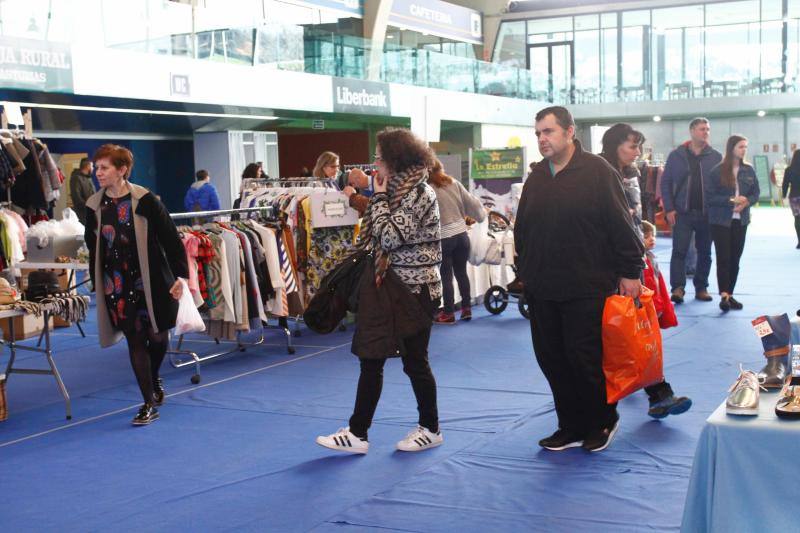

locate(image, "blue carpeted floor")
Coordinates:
1 207 797 532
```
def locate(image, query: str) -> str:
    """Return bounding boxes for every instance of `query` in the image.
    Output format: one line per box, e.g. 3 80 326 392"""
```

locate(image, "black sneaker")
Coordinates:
538 428 584 451
728 297 743 311
582 419 620 452
719 296 731 312
153 378 165 406
132 404 159 426
648 395 692 419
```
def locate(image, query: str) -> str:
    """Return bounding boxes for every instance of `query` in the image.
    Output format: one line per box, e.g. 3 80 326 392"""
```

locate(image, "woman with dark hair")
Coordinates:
85 144 188 425
705 135 760 312
601 123 644 229
242 162 262 181
428 158 485 324
316 128 444 454
783 149 800 248
600 124 692 419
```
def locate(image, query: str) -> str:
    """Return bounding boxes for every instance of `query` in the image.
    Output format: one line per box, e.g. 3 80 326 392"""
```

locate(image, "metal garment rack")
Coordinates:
167 206 294 384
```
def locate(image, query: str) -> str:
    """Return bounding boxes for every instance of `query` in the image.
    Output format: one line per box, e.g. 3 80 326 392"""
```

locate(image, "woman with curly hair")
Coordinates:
316 128 444 454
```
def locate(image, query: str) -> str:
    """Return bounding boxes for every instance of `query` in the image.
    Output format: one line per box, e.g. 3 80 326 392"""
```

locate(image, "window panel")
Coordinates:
761 0 783 21
622 25 644 88
601 13 617 29
761 21 783 81
528 17 573 35
622 10 650 27
494 21 526 68
652 5 704 31
601 27 618 101
574 14 598 31
574 30 599 93
705 23 758 82
529 32 572 44
705 1 758 26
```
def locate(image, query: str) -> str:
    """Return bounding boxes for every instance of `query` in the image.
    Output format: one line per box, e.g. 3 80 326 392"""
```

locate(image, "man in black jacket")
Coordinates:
515 106 645 453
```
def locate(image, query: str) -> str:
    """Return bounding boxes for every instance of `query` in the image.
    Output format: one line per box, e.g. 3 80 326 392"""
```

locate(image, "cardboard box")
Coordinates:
0 313 54 341
25 235 84 263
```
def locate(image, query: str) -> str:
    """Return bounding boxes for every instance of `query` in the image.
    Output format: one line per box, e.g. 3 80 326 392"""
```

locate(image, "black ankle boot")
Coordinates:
132 403 159 426
153 378 165 406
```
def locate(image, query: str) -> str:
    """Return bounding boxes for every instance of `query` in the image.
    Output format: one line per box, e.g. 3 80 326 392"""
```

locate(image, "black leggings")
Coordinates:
348 324 437 439
794 215 800 244
710 220 748 295
440 232 471 313
123 327 170 404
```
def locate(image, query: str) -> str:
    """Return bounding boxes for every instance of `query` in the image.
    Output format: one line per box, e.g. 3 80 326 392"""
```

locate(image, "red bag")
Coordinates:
602 287 664 403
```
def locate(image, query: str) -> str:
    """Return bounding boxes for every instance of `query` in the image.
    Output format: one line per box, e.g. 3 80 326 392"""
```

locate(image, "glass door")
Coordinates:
527 42 574 104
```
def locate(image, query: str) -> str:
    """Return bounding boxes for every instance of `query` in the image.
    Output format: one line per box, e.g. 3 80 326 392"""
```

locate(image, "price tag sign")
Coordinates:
751 317 774 338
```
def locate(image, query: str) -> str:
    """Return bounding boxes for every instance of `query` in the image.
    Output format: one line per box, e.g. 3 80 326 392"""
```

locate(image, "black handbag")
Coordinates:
303 250 369 334
25 270 62 302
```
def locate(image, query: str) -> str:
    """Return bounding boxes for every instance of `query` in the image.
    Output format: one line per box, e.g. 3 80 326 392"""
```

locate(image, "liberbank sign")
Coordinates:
332 78 391 116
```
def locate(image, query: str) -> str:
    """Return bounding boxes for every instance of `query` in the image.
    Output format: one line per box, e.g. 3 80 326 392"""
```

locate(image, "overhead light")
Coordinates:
653 115 662 122
757 110 766 117
386 34 395 39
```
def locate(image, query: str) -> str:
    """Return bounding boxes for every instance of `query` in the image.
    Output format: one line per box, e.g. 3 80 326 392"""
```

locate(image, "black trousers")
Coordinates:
794 214 800 244
348 325 437 439
710 220 748 295
528 296 618 435
440 232 471 313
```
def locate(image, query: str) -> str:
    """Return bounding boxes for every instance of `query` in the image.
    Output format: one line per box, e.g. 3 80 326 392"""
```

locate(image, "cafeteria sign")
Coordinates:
471 148 525 180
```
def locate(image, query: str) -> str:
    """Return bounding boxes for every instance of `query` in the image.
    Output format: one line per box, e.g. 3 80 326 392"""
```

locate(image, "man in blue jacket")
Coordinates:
660 118 722 304
184 169 221 212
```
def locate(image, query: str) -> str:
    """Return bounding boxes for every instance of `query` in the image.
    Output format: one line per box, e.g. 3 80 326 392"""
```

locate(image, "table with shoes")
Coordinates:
682 315 800 532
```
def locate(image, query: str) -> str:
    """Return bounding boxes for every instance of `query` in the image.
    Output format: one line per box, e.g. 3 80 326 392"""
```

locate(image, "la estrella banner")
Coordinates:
470 148 525 180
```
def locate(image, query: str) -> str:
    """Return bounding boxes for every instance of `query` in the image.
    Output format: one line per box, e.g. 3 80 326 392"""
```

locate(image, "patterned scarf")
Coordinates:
354 165 429 283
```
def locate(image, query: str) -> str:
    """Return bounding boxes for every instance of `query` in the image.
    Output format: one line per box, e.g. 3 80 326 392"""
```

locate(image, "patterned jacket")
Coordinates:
368 182 443 300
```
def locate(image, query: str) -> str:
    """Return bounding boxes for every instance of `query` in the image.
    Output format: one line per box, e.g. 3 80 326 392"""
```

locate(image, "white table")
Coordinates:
0 307 71 419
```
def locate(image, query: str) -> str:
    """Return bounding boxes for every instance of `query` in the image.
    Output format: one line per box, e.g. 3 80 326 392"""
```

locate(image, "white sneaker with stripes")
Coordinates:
396 426 443 452
316 427 369 454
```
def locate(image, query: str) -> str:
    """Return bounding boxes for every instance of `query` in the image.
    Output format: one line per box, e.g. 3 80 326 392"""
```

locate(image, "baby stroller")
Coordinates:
479 212 530 319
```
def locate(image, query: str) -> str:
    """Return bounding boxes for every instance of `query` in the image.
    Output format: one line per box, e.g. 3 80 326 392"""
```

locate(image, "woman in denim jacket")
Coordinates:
705 135 760 312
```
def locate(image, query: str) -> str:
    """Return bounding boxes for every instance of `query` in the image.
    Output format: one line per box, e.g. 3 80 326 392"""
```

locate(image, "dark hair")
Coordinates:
79 157 91 169
788 149 800 176
689 117 710 130
601 123 645 171
375 128 434 174
535 106 575 131
720 135 747 189
428 158 454 188
242 163 260 180
196 169 209 181
93 144 133 179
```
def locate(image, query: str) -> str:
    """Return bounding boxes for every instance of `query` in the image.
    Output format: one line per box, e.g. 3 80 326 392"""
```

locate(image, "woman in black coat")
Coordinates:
315 128 444 455
84 144 188 426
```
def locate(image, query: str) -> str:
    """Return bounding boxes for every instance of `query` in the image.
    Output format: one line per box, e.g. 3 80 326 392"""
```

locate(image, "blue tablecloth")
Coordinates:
682 317 800 532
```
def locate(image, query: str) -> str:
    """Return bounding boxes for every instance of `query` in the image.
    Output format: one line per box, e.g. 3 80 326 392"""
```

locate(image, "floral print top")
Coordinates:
99 193 149 332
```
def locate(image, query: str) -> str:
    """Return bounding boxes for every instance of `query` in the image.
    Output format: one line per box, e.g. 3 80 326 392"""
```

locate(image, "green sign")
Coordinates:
471 148 525 180
0 37 73 93
752 155 772 200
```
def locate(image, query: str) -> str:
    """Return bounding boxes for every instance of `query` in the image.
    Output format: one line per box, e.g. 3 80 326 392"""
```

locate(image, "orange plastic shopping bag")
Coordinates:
602 287 664 403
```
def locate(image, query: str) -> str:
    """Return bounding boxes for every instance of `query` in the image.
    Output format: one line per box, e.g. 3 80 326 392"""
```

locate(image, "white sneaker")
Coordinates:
396 426 443 452
316 427 369 454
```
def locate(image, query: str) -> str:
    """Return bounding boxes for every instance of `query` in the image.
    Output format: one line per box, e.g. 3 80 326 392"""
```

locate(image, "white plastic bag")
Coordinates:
174 278 205 335
468 218 490 266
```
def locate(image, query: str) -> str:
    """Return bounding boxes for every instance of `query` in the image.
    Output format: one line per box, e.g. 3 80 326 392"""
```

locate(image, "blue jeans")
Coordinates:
670 210 712 291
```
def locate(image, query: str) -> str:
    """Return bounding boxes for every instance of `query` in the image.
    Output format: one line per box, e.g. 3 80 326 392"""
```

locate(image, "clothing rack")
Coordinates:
243 177 339 190
167 206 293 384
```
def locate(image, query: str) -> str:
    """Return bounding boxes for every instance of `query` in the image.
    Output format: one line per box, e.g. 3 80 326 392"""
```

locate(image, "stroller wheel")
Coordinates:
518 292 531 320
484 286 509 315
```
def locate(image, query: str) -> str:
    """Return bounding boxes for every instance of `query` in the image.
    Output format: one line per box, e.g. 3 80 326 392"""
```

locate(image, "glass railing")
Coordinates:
103 23 536 100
